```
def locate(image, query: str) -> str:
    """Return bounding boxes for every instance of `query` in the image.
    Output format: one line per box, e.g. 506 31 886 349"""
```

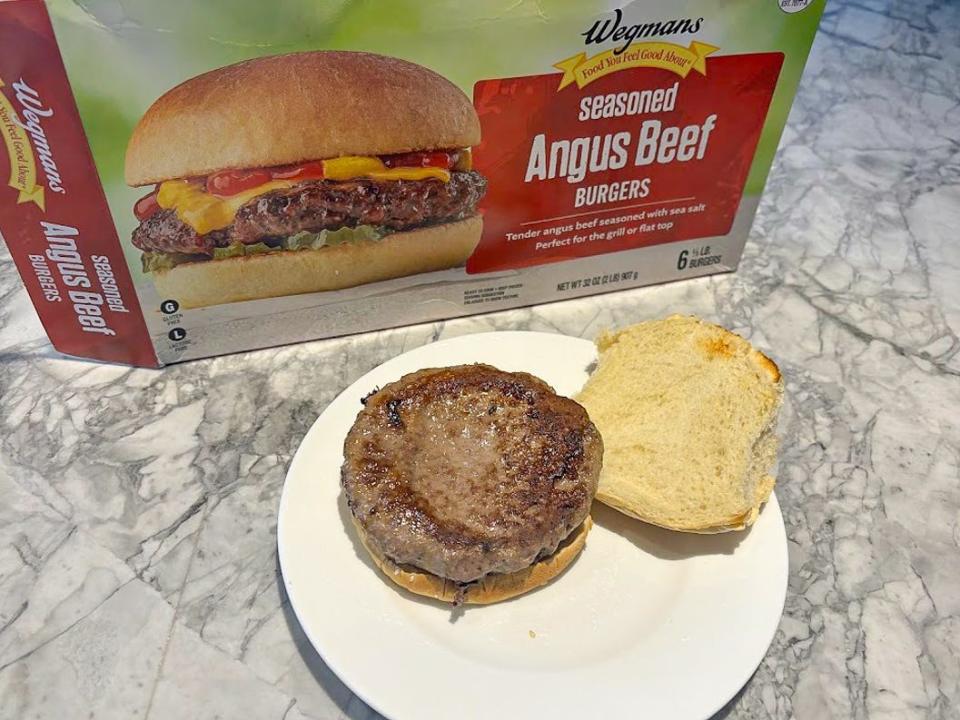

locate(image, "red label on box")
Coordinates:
0 0 156 366
468 53 783 273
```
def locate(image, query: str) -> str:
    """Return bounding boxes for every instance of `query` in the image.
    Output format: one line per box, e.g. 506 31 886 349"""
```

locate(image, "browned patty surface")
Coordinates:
341 365 603 584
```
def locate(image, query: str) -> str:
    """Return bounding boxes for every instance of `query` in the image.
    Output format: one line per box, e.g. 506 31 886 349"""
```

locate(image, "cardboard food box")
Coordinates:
0 0 824 367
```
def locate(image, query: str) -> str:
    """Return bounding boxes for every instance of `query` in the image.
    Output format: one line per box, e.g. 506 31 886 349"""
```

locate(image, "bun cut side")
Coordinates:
126 51 481 185
577 315 784 533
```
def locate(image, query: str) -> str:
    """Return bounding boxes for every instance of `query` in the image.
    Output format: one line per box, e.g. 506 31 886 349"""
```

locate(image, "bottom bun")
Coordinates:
353 516 593 605
151 215 482 309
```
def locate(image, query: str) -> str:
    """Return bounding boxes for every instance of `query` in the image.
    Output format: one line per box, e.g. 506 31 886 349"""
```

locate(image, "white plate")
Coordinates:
278 331 788 720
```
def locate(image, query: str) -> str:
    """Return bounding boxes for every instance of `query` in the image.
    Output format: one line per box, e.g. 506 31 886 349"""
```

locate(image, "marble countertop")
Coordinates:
2 1 959 718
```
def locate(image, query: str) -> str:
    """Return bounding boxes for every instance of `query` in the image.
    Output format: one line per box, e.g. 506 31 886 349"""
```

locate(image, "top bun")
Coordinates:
577 316 784 533
125 51 481 186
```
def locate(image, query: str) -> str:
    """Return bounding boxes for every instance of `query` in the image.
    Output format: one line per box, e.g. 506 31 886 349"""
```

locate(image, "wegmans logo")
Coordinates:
582 9 704 55
0 76 65 211
553 10 718 91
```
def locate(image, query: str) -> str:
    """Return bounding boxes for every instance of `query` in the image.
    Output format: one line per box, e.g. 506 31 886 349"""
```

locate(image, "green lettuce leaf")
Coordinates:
211 242 273 260
141 226 388 273
141 252 200 273
283 225 386 249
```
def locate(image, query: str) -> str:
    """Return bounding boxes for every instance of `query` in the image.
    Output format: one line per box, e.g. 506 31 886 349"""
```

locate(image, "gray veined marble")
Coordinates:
2 0 959 718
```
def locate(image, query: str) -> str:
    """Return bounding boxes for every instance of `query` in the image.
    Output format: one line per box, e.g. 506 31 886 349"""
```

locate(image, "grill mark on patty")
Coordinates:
132 170 486 255
341 364 603 583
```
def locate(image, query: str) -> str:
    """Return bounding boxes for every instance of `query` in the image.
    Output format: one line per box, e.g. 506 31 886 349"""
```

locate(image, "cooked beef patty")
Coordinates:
132 170 487 255
341 365 603 584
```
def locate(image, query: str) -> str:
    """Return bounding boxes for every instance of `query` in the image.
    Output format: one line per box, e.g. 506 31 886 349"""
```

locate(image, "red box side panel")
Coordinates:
0 0 157 366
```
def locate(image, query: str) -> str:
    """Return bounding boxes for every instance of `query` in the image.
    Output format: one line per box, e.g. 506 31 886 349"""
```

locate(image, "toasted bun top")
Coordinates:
125 51 481 186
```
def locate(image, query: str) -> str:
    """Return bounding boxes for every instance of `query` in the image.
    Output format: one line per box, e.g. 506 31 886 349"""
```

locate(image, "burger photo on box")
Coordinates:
124 51 487 309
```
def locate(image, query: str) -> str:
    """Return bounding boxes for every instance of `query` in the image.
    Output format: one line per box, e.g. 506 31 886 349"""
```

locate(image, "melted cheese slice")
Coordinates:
319 156 451 182
157 180 296 236
157 156 453 235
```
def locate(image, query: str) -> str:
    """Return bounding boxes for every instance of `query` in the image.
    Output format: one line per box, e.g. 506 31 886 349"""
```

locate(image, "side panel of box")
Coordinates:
0 0 157 366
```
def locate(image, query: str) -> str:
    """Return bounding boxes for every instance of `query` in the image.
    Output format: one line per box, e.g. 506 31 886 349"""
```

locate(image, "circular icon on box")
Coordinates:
168 327 187 342
161 299 180 315
778 0 812 12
